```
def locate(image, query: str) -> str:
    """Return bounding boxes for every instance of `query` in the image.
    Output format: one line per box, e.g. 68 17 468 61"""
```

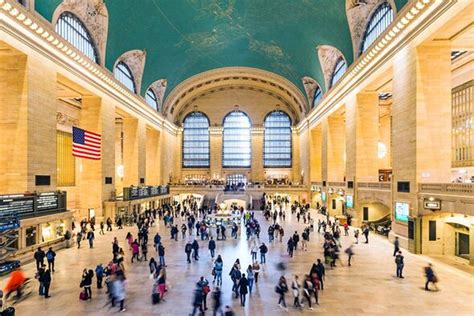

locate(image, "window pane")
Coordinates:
114 62 136 93
55 12 99 63
264 111 292 167
360 3 394 56
330 58 347 88
183 112 210 167
145 88 158 110
312 86 322 108
223 111 251 168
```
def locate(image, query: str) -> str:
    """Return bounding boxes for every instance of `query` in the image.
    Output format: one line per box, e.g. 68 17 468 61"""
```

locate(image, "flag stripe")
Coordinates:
72 127 101 160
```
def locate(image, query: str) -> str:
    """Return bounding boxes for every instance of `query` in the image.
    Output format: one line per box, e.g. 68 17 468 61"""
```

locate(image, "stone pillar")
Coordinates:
77 96 114 219
470 223 474 266
310 125 322 182
327 115 345 182
391 41 451 251
146 127 160 185
297 126 310 185
251 127 264 183
321 119 329 206
209 127 223 182
160 128 178 184
345 92 380 182
122 117 146 186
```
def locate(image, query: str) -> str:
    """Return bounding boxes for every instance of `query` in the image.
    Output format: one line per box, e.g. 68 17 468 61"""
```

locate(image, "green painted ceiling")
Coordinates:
36 0 407 100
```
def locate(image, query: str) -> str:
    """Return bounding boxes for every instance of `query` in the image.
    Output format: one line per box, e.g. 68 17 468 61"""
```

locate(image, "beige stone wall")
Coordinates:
146 127 160 185
0 49 28 193
327 115 345 182
310 126 322 182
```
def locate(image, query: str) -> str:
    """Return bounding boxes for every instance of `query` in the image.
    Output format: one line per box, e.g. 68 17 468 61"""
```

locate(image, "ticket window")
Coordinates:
26 226 37 247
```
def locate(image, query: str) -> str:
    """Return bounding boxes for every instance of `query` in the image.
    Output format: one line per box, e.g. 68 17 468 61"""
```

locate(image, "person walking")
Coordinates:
212 286 222 316
131 240 140 263
424 263 438 291
111 275 126 312
141 241 149 261
291 275 302 308
363 226 369 243
395 251 404 278
34 247 45 271
197 276 210 310
303 275 314 310
95 264 104 289
213 255 223 286
276 276 288 310
315 259 325 290
259 242 268 264
354 229 359 244
80 268 93 300
393 237 400 256
191 285 204 316
76 231 83 249
41 266 52 298
238 273 249 306
345 245 354 266
192 239 200 261
250 242 258 262
99 221 105 235
46 247 56 272
185 241 193 263
208 237 216 259
287 238 295 258
246 265 254 294
157 267 167 300
87 230 95 248
252 261 260 284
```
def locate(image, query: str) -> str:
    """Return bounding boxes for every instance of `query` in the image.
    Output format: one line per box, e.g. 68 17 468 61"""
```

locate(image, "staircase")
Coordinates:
215 192 253 209
0 211 20 262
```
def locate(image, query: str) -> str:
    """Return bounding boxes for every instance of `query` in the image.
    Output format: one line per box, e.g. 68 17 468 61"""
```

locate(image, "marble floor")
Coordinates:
1 210 473 316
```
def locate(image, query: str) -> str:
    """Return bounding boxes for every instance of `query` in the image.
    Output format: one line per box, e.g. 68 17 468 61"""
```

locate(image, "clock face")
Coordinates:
378 142 387 159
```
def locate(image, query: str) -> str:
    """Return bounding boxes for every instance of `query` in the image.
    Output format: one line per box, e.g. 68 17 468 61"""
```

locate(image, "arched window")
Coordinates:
55 12 99 63
264 111 292 167
182 112 210 168
114 62 136 93
360 2 394 56
330 57 347 88
312 86 323 108
223 111 251 168
145 88 159 110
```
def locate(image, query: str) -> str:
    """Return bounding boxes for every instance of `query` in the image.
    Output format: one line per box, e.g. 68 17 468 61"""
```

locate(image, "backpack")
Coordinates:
46 251 54 261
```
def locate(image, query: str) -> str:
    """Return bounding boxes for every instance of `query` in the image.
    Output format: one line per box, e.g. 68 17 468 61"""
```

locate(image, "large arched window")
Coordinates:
182 112 210 168
114 62 136 93
55 12 99 63
330 57 347 88
312 86 323 108
360 2 394 56
223 111 251 168
145 88 159 110
264 111 292 167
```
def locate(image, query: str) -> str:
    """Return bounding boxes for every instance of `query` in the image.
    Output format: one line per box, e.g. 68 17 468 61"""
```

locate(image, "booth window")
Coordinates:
55 11 99 64
182 112 210 167
330 57 347 88
264 110 292 167
114 61 136 93
145 88 159 110
26 226 37 247
223 111 251 168
57 131 75 186
359 2 394 56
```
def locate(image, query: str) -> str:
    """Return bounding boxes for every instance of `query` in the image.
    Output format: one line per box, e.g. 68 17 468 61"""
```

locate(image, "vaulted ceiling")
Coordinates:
35 0 407 99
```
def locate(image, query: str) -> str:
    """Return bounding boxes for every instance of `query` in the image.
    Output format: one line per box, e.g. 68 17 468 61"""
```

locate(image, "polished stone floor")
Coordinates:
2 210 473 316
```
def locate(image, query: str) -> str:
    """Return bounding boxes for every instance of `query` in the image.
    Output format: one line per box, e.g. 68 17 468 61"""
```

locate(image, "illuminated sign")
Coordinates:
395 202 409 222
346 195 353 209
423 199 441 210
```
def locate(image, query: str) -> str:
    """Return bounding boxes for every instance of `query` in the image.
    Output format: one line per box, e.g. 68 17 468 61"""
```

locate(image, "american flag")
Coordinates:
72 126 101 160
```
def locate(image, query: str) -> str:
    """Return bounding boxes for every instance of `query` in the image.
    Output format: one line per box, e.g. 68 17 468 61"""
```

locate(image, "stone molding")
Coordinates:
302 76 322 106
317 45 347 91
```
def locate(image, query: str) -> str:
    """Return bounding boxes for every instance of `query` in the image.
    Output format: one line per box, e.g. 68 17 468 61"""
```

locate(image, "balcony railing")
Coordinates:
419 183 474 195
357 182 391 191
328 182 346 187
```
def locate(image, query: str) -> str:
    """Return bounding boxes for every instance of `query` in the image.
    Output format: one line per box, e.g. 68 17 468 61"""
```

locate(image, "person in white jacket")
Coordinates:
291 275 302 309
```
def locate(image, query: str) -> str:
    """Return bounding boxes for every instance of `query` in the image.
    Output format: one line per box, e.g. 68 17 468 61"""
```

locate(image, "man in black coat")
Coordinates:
41 266 52 298
34 248 45 271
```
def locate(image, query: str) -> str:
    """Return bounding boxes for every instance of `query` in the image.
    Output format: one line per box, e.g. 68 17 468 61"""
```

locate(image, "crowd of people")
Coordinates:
0 193 442 315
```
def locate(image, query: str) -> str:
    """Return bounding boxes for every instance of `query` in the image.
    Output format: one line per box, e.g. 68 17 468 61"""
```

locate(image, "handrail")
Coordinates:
357 182 391 190
419 183 474 194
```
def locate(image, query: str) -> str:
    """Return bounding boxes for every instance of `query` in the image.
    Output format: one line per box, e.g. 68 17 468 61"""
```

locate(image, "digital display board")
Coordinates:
123 186 169 201
346 195 353 209
395 202 409 222
0 192 66 219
